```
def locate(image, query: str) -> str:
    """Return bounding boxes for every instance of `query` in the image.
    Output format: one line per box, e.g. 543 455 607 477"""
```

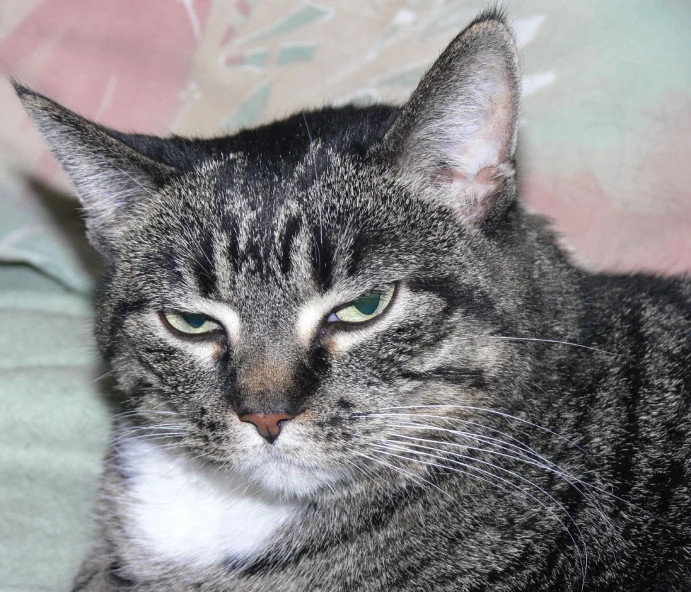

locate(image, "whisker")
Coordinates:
362 412 594 492
374 411 613 520
341 456 392 500
354 450 459 505
110 432 186 443
489 335 616 356
111 410 180 420
381 430 613 534
354 418 606 533
301 113 323 246
360 408 654 524
113 423 186 433
381 421 584 485
384 429 574 483
373 440 583 529
92 370 114 383
371 442 588 586
109 426 187 446
364 413 553 463
363 405 592 459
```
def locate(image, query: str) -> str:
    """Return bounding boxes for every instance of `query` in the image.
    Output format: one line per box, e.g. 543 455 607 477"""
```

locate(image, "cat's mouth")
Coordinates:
224 412 349 498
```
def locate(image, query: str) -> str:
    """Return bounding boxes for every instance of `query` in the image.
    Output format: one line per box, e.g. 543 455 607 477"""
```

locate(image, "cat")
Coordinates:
14 9 691 592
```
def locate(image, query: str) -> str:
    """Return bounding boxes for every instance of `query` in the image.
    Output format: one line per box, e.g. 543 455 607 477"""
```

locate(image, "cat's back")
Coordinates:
585 272 691 359
579 271 691 520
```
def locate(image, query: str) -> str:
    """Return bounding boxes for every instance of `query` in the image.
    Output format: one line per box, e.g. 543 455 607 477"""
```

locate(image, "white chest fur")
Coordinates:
120 438 298 567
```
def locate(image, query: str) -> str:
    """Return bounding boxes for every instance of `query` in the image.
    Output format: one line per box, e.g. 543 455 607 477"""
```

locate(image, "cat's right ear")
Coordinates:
13 81 174 256
383 11 520 229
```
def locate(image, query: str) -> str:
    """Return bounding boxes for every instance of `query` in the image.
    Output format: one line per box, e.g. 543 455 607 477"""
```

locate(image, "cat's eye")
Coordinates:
328 284 395 324
162 312 222 335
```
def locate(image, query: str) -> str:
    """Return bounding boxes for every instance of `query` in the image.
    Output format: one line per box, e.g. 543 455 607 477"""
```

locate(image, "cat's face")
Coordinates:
98 149 533 497
17 16 533 498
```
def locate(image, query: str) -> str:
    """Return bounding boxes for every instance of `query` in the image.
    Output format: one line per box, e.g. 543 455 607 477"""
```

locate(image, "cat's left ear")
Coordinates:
13 82 175 256
384 12 520 228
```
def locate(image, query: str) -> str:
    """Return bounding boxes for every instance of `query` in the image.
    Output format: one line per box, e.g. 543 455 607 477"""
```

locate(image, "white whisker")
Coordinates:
359 407 652 525
370 442 588 586
381 430 613 534
92 370 114 383
302 114 323 246
364 405 591 458
489 335 616 356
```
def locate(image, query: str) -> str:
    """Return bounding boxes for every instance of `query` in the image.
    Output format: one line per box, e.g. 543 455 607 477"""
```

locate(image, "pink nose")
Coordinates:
238 412 295 444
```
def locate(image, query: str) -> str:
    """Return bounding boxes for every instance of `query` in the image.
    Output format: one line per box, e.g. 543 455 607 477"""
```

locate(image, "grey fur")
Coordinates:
15 11 691 592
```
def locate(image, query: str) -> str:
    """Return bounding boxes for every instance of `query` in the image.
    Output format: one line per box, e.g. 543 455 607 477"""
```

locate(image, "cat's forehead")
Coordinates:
168 149 411 242
137 152 447 312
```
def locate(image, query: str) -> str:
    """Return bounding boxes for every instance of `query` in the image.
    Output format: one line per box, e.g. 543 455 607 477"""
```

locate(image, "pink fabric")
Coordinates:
1 0 210 130
1 1 689 275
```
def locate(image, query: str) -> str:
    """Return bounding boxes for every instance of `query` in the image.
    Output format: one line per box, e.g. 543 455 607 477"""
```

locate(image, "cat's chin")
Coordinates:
234 453 341 499
121 435 339 501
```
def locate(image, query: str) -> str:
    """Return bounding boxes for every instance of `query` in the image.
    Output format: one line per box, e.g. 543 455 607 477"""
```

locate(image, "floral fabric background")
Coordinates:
0 1 689 590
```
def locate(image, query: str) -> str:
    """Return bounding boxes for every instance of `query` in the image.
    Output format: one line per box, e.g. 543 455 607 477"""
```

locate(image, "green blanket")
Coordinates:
0 177 108 590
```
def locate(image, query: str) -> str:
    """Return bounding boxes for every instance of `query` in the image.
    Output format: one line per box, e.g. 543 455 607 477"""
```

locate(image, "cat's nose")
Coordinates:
238 412 295 444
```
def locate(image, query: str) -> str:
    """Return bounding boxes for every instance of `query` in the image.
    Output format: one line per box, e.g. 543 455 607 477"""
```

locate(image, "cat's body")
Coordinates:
16 11 691 592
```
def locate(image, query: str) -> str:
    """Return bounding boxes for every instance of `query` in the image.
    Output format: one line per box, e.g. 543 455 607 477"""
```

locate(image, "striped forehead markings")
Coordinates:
278 216 302 277
178 206 357 303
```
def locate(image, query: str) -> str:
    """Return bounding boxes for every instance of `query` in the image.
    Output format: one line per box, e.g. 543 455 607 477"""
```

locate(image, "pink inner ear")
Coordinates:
433 168 472 184
430 165 504 226
433 165 501 194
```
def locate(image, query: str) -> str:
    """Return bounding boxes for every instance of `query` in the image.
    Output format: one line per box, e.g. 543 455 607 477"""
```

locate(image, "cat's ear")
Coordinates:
384 11 520 227
13 81 175 254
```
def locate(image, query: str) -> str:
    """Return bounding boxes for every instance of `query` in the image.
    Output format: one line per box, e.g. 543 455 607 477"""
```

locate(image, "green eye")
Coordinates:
331 284 395 324
163 312 222 335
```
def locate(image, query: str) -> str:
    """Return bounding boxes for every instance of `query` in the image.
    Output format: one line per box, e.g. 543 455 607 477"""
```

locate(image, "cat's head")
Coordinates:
16 13 554 499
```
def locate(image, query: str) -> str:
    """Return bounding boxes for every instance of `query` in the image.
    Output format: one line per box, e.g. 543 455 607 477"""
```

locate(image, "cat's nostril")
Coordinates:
238 412 295 444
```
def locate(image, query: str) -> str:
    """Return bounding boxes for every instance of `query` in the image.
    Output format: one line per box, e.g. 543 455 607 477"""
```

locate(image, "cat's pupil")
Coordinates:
181 313 207 328
354 293 380 316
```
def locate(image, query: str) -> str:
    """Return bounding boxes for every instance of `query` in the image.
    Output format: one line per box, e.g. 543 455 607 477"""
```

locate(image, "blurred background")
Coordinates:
0 1 689 589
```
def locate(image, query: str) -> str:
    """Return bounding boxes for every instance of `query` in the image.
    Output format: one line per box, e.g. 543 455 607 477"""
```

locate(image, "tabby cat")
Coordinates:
15 10 691 592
